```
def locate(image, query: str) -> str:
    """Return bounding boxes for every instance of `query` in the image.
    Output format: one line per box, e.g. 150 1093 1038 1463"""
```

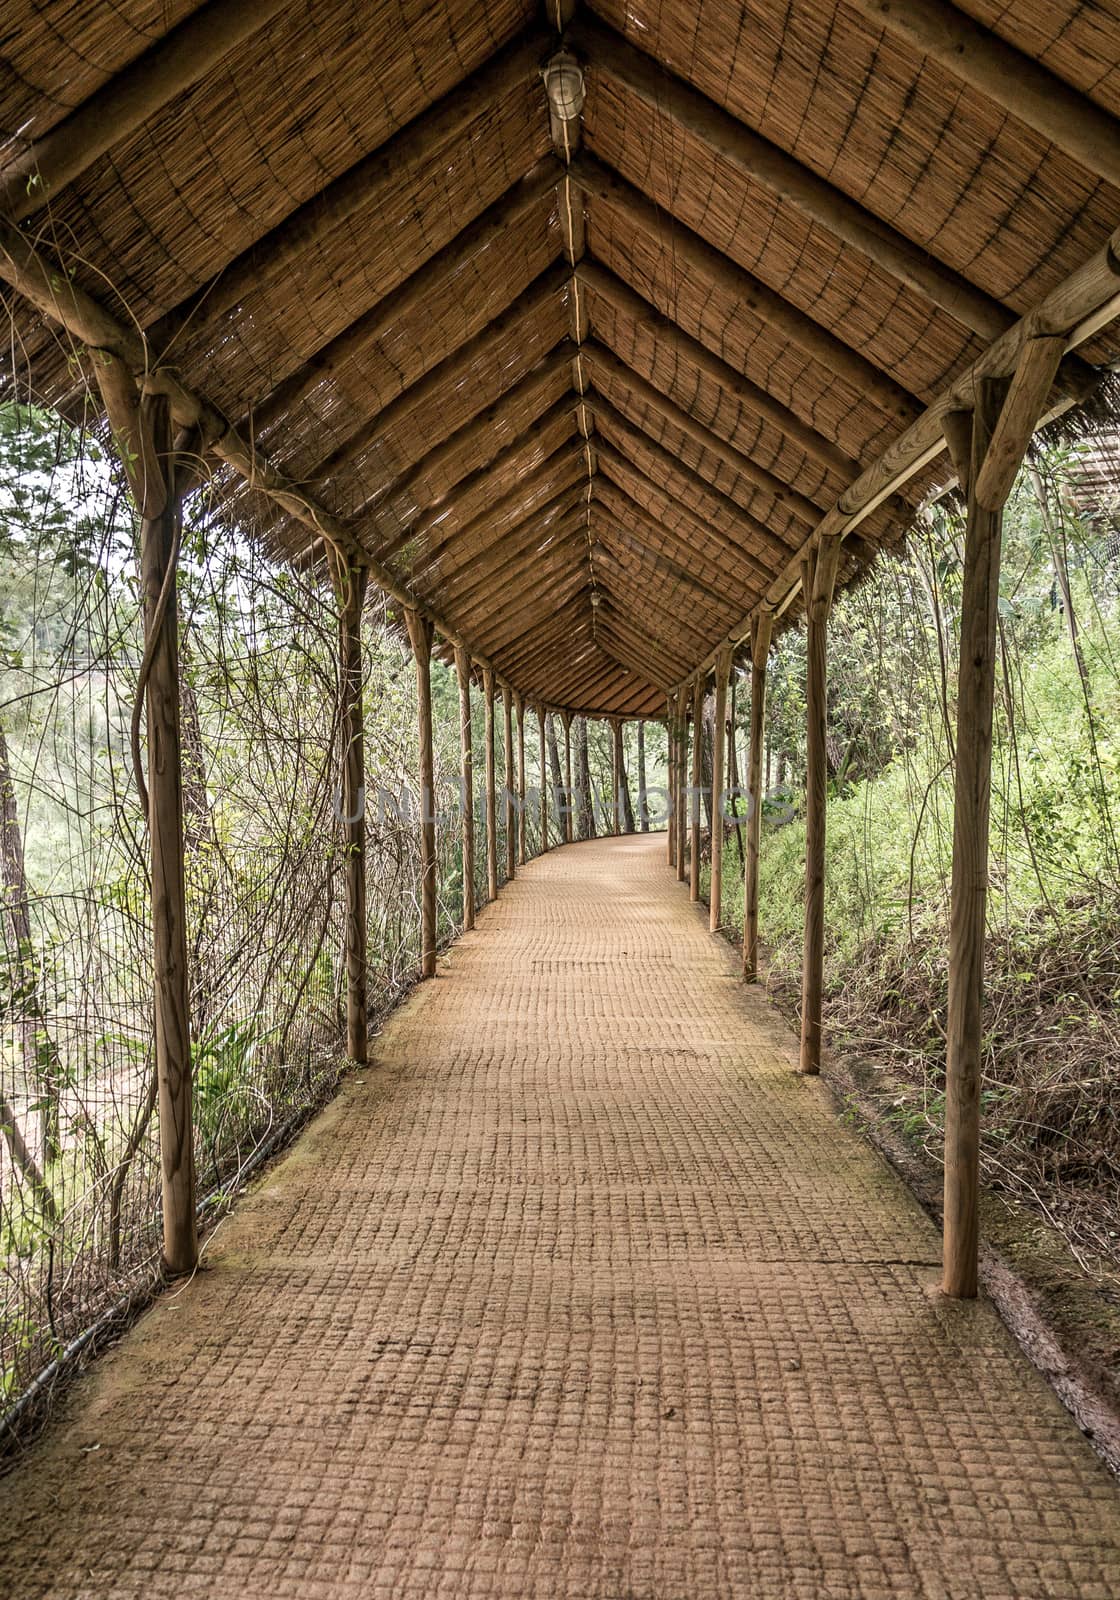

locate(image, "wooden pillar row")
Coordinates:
483 666 498 902
743 610 774 981
666 696 676 865
538 705 549 851
454 645 475 932
675 685 688 883
338 565 369 1059
404 608 437 979
941 337 1063 1299
561 710 574 844
689 675 704 903
612 718 624 835
516 691 527 866
799 533 842 1076
503 685 516 882
709 644 732 933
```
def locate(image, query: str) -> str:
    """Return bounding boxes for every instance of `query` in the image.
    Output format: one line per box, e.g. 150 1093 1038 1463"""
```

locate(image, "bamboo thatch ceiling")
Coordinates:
1 0 1119 715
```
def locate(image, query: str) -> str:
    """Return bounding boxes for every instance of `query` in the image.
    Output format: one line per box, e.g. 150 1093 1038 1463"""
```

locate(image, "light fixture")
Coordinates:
542 49 585 121
590 590 601 607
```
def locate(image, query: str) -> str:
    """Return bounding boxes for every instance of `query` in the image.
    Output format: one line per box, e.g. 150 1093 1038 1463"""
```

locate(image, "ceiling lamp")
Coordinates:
542 49 585 121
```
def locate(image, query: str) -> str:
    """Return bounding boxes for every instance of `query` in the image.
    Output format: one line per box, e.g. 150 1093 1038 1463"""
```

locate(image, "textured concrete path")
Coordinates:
2 833 1120 1597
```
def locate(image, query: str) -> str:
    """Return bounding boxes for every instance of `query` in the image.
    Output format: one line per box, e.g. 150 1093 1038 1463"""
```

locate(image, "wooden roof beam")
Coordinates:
577 260 863 481
568 154 922 429
145 27 551 359
853 0 1120 191
365 357 576 547
0 0 289 221
592 566 713 662
593 401 797 565
685 251 1120 684
595 620 683 689
584 338 825 526
539 658 643 715
578 661 664 715
594 444 770 590
459 581 590 670
384 402 580 569
437 517 589 616
592 517 745 617
460 564 590 656
498 619 592 687
415 476 588 590
362 344 576 524
593 478 760 606
498 606 597 683
572 12 1012 341
240 162 560 439
306 262 571 491
592 553 721 650
406 444 586 581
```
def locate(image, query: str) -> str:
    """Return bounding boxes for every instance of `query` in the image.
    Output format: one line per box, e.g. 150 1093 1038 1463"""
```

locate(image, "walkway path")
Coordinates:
2 833 1119 1597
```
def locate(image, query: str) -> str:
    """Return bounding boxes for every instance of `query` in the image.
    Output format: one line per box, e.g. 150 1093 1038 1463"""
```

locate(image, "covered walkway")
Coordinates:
1 832 1118 1598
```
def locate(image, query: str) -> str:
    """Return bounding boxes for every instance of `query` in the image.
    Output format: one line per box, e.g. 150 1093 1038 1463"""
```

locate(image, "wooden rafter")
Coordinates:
683 232 1120 683
416 479 588 591
0 0 290 221
241 162 559 438
593 403 796 565
366 358 577 546
145 28 550 358
569 153 923 427
592 502 745 614
853 0 1120 191
305 263 571 493
405 443 586 581
370 345 576 522
574 12 1013 341
584 339 825 526
438 518 589 617
594 444 768 591
577 260 863 482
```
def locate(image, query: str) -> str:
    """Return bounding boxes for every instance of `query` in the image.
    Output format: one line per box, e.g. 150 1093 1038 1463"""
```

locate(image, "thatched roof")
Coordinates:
2 0 1119 714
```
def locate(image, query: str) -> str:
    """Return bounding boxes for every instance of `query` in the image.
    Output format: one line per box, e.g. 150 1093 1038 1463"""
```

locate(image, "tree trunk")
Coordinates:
576 717 596 839
728 680 745 868
546 712 563 829
700 694 714 832
0 716 62 1163
620 734 635 833
0 1085 56 1222
637 722 650 831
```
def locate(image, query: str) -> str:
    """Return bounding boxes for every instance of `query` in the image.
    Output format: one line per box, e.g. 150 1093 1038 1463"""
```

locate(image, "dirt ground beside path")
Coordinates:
1 833 1118 1597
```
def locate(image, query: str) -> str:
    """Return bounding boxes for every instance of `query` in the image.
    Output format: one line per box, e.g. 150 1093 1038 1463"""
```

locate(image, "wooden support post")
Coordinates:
483 666 498 902
137 391 197 1276
612 719 624 835
454 646 475 932
675 686 688 882
709 645 732 932
938 347 1061 1296
561 710 574 844
503 685 516 881
744 611 773 980
666 698 676 863
689 677 704 903
516 692 527 866
800 535 842 1074
942 378 1010 1299
538 706 548 851
637 720 649 832
338 565 369 1058
404 609 437 978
